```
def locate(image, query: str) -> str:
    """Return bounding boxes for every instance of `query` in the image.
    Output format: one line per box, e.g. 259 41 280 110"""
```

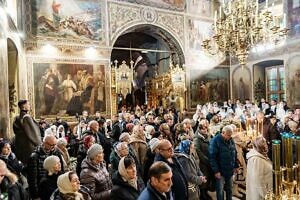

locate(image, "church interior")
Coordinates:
0 0 299 199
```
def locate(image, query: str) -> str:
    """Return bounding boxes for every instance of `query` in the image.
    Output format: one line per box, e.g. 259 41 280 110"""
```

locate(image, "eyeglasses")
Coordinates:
46 142 56 147
160 147 173 152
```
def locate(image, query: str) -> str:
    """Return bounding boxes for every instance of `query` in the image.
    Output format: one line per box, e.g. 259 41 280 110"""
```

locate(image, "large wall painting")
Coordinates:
232 66 251 101
286 55 300 107
32 0 103 41
189 68 229 107
33 63 106 118
187 0 214 17
288 0 300 37
119 0 185 11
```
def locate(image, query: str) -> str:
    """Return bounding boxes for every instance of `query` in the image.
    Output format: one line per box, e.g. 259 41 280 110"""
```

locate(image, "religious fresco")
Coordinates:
119 0 185 11
31 0 103 41
232 66 251 101
33 63 106 118
187 0 214 17
288 0 300 37
187 18 213 51
189 68 229 107
286 55 300 107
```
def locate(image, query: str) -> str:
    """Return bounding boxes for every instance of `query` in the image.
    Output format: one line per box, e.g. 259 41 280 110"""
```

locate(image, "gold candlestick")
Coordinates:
272 140 282 197
296 136 300 193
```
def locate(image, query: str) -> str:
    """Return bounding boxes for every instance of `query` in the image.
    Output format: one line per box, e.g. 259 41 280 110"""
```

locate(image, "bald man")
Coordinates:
27 135 64 199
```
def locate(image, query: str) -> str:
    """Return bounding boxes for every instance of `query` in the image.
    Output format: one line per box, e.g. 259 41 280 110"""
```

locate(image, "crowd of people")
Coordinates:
0 98 299 200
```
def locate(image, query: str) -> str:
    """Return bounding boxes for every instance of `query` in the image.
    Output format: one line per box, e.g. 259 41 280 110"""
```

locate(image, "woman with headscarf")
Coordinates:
110 156 143 200
56 125 66 139
51 171 91 200
175 140 206 200
80 144 112 200
129 125 147 167
39 155 62 200
246 136 272 200
110 142 129 174
56 138 71 171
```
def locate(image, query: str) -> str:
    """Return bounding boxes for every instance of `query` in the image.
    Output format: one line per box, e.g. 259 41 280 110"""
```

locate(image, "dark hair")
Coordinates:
123 156 135 169
68 171 77 181
148 161 171 180
18 99 28 109
0 139 10 151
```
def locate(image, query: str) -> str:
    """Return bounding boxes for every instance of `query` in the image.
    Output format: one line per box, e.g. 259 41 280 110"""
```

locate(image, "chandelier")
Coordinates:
201 0 289 67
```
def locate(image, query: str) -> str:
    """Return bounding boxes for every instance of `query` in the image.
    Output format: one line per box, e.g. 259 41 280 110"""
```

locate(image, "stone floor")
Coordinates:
207 183 246 200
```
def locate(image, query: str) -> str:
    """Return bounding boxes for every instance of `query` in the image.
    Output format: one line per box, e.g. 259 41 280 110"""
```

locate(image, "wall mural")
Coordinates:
232 66 251 101
33 63 106 118
288 0 300 37
32 0 103 41
286 55 300 107
190 68 229 107
119 0 185 11
187 0 214 17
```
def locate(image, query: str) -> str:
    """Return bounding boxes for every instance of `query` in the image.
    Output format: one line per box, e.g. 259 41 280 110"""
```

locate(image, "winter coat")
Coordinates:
176 153 203 200
50 186 91 200
80 158 112 200
143 148 155 183
110 172 141 200
209 134 239 178
0 153 24 177
193 132 215 191
0 172 29 200
246 149 272 200
129 135 147 167
27 146 64 199
39 173 61 200
76 145 87 175
154 154 188 200
138 182 173 200
12 111 42 164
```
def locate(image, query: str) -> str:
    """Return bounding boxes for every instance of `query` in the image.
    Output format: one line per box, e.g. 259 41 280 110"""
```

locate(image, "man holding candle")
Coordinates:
209 125 239 200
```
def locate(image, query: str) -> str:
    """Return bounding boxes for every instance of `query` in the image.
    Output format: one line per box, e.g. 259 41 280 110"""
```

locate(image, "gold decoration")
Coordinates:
202 0 289 68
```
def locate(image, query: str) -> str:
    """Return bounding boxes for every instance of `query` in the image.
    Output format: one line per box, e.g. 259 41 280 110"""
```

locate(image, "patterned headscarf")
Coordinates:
178 140 192 155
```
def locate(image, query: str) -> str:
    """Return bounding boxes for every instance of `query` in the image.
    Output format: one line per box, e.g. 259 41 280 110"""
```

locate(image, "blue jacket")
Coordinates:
209 134 239 178
138 182 173 200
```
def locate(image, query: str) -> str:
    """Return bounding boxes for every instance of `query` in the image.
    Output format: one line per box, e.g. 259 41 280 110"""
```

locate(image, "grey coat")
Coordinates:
80 158 112 200
13 111 41 164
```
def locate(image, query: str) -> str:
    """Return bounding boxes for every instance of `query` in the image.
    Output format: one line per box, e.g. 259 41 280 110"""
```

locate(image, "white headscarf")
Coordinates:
118 157 137 190
57 172 83 200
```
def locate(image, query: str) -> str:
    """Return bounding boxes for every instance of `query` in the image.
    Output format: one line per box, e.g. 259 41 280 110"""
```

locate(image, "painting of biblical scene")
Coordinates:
187 0 214 17
232 66 251 101
190 68 229 107
121 0 185 11
32 0 103 40
33 63 106 118
286 56 300 106
187 18 213 51
288 0 300 37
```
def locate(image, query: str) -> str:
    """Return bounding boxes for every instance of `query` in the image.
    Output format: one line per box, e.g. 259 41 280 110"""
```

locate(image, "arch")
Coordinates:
110 23 185 65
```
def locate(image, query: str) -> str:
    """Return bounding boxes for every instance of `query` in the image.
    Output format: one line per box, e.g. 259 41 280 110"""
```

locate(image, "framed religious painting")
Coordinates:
189 67 230 108
28 61 110 119
232 66 252 101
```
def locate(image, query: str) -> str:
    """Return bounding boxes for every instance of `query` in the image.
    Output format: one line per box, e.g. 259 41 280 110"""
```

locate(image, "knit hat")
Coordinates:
144 125 154 140
87 143 103 160
119 132 130 142
149 138 160 153
178 140 192 155
43 155 60 175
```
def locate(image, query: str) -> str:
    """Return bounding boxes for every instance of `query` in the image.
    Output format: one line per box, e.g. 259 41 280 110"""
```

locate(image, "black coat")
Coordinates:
110 172 141 200
39 173 61 200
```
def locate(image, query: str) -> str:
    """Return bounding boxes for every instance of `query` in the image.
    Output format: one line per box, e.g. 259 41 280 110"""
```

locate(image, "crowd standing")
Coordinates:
0 98 299 200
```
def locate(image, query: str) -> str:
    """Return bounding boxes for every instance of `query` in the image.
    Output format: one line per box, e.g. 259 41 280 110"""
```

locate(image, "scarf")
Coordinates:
118 157 138 190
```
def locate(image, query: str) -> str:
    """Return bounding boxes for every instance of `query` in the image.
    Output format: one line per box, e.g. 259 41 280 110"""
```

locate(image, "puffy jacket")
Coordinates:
208 134 239 178
80 158 112 200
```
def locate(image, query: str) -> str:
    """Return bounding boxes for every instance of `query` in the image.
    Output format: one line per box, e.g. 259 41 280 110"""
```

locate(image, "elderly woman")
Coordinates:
129 125 147 166
246 136 272 200
76 135 95 176
176 140 206 200
110 156 143 200
39 155 62 200
110 142 129 174
80 144 112 200
51 171 91 200
56 138 71 171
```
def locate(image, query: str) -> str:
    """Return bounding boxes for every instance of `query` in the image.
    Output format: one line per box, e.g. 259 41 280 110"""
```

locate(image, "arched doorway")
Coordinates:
7 38 19 138
111 24 185 109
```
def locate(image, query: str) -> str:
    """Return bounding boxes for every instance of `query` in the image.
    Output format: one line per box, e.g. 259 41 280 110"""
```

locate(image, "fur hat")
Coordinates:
149 138 160 152
87 143 103 160
43 155 60 175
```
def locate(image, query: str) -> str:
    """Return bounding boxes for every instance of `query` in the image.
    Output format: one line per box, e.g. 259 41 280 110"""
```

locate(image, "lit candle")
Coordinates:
232 16 235 30
244 0 247 9
229 2 231 14
266 0 268 9
283 13 287 28
214 10 217 31
219 6 222 19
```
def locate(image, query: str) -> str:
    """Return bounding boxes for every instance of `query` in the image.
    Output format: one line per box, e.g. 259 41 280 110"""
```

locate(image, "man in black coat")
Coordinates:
13 100 42 165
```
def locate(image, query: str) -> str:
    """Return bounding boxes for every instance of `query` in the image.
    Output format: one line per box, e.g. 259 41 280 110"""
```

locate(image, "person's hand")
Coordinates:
200 176 207 183
215 172 221 179
234 168 239 174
